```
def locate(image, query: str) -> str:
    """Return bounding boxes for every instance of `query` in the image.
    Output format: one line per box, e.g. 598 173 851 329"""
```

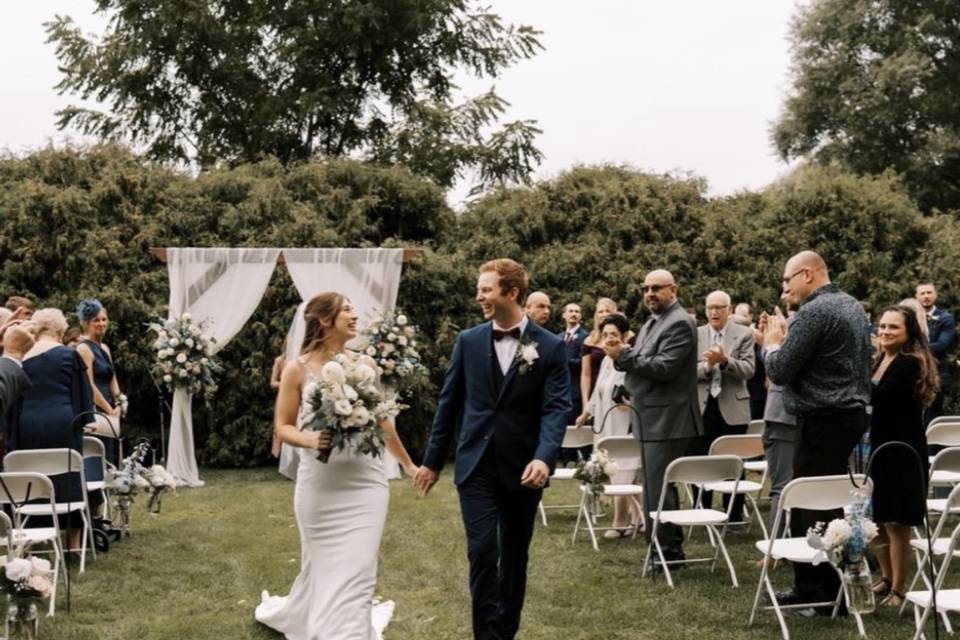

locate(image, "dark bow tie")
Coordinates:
493 327 521 341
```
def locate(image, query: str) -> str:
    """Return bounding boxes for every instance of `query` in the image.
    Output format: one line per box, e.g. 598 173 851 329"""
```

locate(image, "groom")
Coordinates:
415 258 570 640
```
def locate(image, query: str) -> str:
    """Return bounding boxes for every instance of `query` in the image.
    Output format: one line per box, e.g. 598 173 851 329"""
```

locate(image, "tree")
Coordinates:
46 0 544 191
772 0 960 212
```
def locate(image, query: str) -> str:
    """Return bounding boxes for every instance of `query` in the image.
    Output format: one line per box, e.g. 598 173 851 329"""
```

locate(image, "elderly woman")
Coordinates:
75 299 123 464
7 308 98 551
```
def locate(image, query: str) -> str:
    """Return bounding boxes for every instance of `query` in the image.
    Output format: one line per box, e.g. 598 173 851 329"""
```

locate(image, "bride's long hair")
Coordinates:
301 292 346 355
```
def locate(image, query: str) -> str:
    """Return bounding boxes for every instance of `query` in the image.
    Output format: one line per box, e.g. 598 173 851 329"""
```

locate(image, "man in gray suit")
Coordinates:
608 269 701 566
690 290 755 520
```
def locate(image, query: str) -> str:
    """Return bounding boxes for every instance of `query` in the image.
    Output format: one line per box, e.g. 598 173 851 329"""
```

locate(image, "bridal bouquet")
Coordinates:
361 309 426 385
148 313 222 396
301 353 404 463
0 553 53 638
574 449 619 497
144 464 177 515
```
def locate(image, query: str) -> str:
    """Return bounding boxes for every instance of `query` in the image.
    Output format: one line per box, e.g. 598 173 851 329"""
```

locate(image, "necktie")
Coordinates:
493 327 521 341
639 316 656 342
564 331 573 345
710 332 722 398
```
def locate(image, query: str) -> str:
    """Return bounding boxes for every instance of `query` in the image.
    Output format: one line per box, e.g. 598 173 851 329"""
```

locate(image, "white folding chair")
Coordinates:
704 435 769 538
641 455 742 588
572 436 643 550
928 416 960 429
906 520 960 640
928 445 960 489
538 426 595 526
0 472 68 616
749 474 871 640
926 422 960 466
746 419 764 435
4 449 96 573
82 436 110 520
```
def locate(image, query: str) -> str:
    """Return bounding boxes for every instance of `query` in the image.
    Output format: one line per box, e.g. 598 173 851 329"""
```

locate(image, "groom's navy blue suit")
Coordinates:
423 319 570 640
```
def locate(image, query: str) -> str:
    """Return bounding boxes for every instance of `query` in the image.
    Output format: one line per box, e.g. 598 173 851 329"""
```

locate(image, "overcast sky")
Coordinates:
1 1 803 205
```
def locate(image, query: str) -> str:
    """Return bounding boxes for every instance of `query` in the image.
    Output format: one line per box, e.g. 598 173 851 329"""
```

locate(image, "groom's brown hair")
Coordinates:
479 258 529 303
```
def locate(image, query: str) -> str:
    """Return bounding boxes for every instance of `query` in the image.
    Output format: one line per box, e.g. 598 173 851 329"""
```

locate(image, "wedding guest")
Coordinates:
916 282 955 424
557 303 588 427
860 300 876 335
62 327 83 348
869 305 938 607
7 308 98 552
763 251 872 611
0 320 34 414
525 291 552 327
269 339 287 457
899 298 929 341
580 298 618 411
4 296 35 319
575 313 640 537
735 303 767 419
75 299 123 464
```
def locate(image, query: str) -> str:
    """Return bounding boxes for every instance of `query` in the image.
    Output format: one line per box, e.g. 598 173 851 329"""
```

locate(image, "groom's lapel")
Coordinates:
495 323 532 407
481 323 500 402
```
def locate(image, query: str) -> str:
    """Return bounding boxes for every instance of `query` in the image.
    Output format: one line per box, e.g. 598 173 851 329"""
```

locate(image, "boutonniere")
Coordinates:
513 339 540 375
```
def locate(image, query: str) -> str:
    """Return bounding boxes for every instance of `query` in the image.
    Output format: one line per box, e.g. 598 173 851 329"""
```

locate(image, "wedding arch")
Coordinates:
150 247 417 487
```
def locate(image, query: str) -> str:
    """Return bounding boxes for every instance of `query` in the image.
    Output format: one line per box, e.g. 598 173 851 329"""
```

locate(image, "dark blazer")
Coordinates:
0 358 30 415
556 326 588 411
423 320 571 488
928 307 956 387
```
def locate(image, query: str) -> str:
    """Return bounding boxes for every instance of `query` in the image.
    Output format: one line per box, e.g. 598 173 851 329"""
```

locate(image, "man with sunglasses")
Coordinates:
606 269 701 571
761 250 872 613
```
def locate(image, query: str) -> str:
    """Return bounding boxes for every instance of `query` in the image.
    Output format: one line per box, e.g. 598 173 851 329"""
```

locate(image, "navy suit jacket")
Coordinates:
556 326 588 409
928 307 957 387
422 320 571 489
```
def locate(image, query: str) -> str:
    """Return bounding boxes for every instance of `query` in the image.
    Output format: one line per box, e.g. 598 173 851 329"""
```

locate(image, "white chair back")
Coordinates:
5 449 87 480
927 422 960 447
709 434 764 459
561 427 594 449
778 474 870 513
746 419 764 435
0 472 58 529
664 455 742 486
928 416 960 430
595 435 640 461
931 447 960 473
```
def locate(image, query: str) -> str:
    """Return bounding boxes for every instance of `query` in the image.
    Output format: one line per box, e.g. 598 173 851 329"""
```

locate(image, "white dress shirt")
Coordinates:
493 315 528 375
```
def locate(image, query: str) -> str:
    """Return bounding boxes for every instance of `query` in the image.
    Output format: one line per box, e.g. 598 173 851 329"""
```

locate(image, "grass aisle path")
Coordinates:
45 468 913 639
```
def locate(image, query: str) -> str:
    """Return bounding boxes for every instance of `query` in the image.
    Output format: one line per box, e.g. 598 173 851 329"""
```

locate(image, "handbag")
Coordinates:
85 412 121 438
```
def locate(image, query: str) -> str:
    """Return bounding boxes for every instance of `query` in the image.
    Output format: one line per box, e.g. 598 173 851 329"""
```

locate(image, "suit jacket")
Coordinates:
614 300 702 442
422 320 571 488
0 358 29 416
696 321 756 426
556 326 588 410
928 307 956 387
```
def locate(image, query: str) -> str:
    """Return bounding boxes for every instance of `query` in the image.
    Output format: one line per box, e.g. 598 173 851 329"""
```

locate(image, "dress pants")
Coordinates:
639 438 690 556
458 443 542 640
790 408 866 601
762 421 796 535
687 397 746 521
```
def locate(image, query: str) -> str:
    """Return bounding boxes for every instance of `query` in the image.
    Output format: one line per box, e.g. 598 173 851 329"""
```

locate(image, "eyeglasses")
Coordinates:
641 284 674 293
781 268 808 286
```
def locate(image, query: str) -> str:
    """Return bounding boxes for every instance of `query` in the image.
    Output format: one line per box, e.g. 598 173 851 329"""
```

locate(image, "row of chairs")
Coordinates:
0 437 112 617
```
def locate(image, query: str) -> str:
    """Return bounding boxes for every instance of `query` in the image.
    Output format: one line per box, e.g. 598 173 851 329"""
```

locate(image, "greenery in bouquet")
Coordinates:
0 552 53 638
361 310 427 390
301 353 405 463
573 449 619 497
149 313 222 397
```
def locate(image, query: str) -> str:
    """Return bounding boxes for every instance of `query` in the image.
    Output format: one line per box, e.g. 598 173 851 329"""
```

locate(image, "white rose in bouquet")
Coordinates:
185 338 195 349
397 336 408 346
321 361 346 384
353 364 376 383
190 325 202 337
158 330 168 340
176 353 188 364
396 315 407 326
382 343 396 356
134 475 150 489
170 337 181 348
5 558 32 582
822 519 852 549
334 399 354 416
178 370 189 378
165 319 178 331
365 346 377 356
163 374 173 383
342 384 359 401
348 405 371 427
387 332 397 342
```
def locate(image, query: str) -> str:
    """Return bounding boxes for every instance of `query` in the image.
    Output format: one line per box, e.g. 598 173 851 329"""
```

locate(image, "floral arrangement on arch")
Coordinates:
360 309 427 388
573 449 619 497
0 551 53 637
301 353 404 463
149 313 222 396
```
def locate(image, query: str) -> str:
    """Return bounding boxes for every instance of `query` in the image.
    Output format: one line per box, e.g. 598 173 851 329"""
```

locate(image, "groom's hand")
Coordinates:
520 460 550 489
414 466 438 497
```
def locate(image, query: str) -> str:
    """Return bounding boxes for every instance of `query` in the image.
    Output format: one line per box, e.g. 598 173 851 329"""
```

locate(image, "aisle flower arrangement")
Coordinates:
574 449 619 497
0 553 53 638
301 353 404 463
148 313 222 396
144 465 177 514
106 442 151 531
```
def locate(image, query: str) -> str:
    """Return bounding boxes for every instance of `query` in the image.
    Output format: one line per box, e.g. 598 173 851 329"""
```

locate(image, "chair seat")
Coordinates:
551 468 576 480
755 537 826 563
656 508 728 526
906 589 960 612
931 470 960 485
602 483 643 497
86 481 106 491
703 480 763 494
927 498 960 514
743 460 767 473
17 503 84 517
909 537 960 556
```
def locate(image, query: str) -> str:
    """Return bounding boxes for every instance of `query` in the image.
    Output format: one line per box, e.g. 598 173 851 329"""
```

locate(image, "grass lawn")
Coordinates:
41 468 931 639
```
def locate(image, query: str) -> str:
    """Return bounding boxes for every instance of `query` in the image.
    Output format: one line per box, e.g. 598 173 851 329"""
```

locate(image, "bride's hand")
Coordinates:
404 463 421 479
305 429 333 452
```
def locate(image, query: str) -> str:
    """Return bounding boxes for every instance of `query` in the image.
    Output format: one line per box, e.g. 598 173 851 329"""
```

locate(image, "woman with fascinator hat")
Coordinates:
75 299 124 466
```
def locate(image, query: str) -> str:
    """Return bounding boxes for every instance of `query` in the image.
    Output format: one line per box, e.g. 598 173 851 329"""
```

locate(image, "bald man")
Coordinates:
606 269 701 574
762 251 872 611
525 291 552 327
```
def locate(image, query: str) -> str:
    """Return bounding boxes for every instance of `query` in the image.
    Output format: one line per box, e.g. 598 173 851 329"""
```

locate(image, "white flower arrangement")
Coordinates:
807 489 878 567
0 548 53 634
144 464 177 514
360 309 427 387
116 393 130 417
301 353 405 463
573 448 619 496
149 313 222 396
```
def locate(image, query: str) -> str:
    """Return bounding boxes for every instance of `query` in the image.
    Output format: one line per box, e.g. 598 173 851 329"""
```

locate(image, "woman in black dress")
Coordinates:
870 305 940 607
75 299 123 465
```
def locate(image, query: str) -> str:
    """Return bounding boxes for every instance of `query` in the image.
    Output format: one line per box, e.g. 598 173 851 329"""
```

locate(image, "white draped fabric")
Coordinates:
166 248 281 487
278 248 405 481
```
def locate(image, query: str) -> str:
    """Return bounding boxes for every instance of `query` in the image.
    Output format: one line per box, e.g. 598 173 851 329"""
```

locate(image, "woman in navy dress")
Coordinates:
75 299 123 466
7 308 97 551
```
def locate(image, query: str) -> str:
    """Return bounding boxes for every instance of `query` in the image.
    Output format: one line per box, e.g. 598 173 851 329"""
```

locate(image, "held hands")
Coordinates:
520 459 550 489
413 466 439 497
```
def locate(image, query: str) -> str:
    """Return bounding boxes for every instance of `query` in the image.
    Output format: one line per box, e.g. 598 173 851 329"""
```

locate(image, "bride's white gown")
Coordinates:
256 370 394 639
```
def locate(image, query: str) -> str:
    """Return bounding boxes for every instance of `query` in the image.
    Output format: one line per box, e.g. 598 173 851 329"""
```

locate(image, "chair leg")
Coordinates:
572 492 586 543
652 532 674 588
765 572 791 640
538 500 547 527
712 526 738 587
748 494 768 540
749 557 769 625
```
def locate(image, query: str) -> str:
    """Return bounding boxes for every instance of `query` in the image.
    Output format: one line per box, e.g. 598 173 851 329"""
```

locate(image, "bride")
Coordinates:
256 292 419 640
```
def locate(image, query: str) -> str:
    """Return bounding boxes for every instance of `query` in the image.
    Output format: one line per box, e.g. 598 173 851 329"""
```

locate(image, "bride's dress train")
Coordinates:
256 368 393 639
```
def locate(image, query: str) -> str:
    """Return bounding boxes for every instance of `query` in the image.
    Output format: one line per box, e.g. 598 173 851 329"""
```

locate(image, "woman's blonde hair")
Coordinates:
586 297 618 344
32 308 68 338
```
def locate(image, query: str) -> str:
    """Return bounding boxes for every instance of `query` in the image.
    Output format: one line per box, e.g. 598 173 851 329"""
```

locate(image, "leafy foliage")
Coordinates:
773 0 960 212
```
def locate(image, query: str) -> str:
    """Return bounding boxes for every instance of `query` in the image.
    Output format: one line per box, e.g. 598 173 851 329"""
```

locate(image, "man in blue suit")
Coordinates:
918 282 956 423
556 302 588 425
416 258 571 640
